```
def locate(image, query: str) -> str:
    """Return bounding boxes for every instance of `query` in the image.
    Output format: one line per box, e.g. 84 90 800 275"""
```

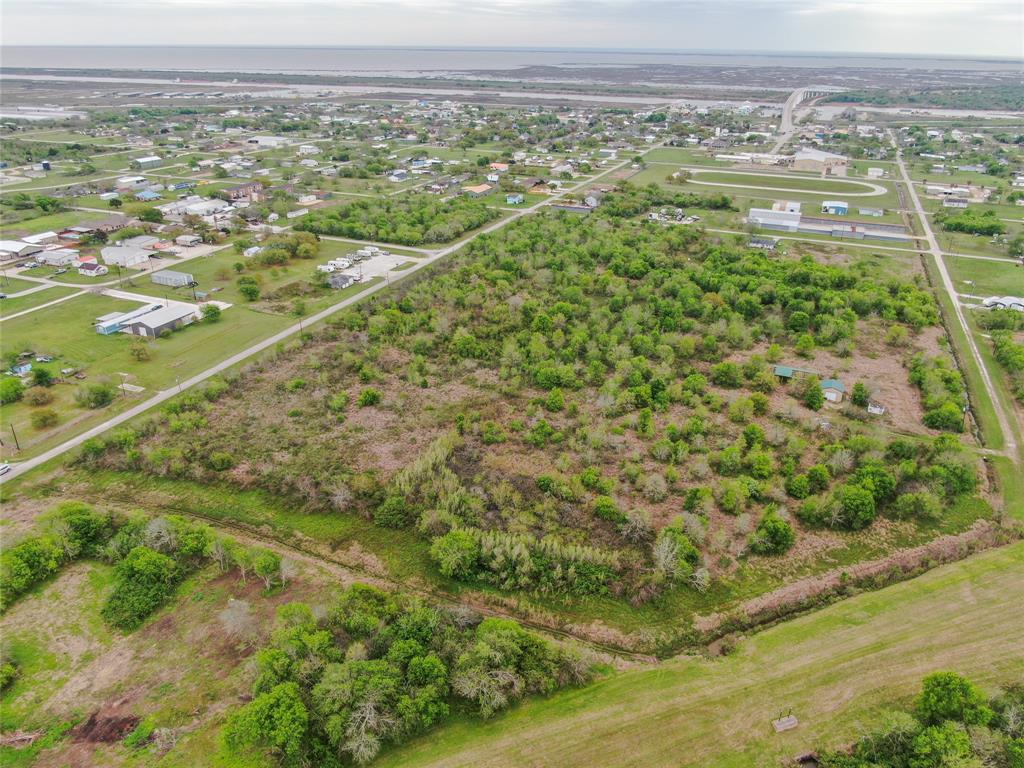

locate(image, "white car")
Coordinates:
0 464 11 476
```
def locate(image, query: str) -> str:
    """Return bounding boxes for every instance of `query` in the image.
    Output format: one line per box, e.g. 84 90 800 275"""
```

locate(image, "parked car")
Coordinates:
0 464 10 477
23 261 39 268
54 268 68 275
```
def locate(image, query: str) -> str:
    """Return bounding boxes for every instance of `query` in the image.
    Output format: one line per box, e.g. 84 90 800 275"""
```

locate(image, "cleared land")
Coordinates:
376 541 1024 768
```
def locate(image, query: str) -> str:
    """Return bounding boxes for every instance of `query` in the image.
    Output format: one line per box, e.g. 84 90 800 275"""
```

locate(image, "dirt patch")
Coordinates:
72 711 139 743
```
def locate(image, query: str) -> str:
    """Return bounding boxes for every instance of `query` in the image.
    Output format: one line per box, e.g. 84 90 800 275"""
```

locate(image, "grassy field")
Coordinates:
944 254 1024 296
0 210 96 238
376 541 1024 768
688 170 883 194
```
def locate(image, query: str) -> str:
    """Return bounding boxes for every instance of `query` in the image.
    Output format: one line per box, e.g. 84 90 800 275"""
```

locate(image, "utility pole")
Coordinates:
9 423 20 451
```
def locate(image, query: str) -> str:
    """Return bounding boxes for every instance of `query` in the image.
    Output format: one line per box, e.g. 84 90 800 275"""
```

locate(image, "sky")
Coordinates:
1 0 1022 59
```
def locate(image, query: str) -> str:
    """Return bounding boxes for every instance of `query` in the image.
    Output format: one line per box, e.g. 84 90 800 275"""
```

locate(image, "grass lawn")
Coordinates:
376 541 1024 768
0 286 80 317
643 147 730 166
944 254 1024 296
0 276 44 293
689 170 882 195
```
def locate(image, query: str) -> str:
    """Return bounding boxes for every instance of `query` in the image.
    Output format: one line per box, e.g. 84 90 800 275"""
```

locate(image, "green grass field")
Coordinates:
0 210 96 238
689 170 882 194
376 542 1024 768
944 254 1024 296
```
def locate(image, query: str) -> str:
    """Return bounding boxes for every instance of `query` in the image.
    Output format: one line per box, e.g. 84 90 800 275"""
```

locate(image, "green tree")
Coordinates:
908 722 972 768
30 368 54 388
138 207 164 223
917 671 993 726
101 546 181 630
201 303 222 323
749 510 795 555
429 530 480 579
0 378 24 404
851 381 870 407
224 681 309 764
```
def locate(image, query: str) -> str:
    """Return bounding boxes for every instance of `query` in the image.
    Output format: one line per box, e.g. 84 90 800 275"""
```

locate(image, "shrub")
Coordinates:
592 495 625 524
357 388 382 407
208 452 235 471
374 495 413 528
429 530 481 580
75 382 116 409
101 546 181 631
201 303 221 323
30 408 58 429
24 387 54 406
748 510 795 555
0 378 24 404
835 484 877 530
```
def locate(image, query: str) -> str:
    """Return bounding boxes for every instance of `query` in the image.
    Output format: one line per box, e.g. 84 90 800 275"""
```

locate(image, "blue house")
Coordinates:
135 189 162 202
821 200 849 216
505 193 525 205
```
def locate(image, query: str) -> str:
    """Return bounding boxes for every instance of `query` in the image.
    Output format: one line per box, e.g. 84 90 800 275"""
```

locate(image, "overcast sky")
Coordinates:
2 0 1022 58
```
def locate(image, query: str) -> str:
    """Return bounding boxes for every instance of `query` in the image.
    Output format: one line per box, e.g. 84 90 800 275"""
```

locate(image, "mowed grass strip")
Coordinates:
690 170 881 194
376 542 1024 768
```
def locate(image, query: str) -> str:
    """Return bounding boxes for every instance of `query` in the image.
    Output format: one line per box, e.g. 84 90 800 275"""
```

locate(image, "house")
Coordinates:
821 201 849 216
821 379 846 403
116 175 148 190
327 273 356 290
126 304 198 337
36 249 80 267
943 198 969 209
462 183 493 198
793 147 848 176
101 246 152 268
773 364 816 381
135 189 162 202
858 207 884 217
175 234 202 247
867 402 887 416
389 169 409 182
505 193 525 205
131 155 162 170
0 240 44 261
584 191 604 208
11 362 32 376
152 270 194 288
225 181 263 202
78 262 109 277
80 215 128 234
298 144 321 155
489 162 509 173
121 235 160 250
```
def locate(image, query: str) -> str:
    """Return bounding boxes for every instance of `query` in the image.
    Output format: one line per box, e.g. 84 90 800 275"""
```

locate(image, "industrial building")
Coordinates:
94 303 198 336
821 201 849 216
152 270 195 288
748 207 911 242
793 147 848 176
101 245 152 268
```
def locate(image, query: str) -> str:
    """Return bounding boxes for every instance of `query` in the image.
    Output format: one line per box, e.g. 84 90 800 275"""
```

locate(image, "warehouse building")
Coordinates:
152 270 195 288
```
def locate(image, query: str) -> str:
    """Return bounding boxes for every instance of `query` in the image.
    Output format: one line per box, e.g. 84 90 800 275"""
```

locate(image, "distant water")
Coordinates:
2 46 1019 77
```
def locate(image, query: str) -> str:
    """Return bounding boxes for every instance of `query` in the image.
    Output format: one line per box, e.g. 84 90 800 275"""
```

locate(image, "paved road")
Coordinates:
890 130 1019 460
0 152 642 482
